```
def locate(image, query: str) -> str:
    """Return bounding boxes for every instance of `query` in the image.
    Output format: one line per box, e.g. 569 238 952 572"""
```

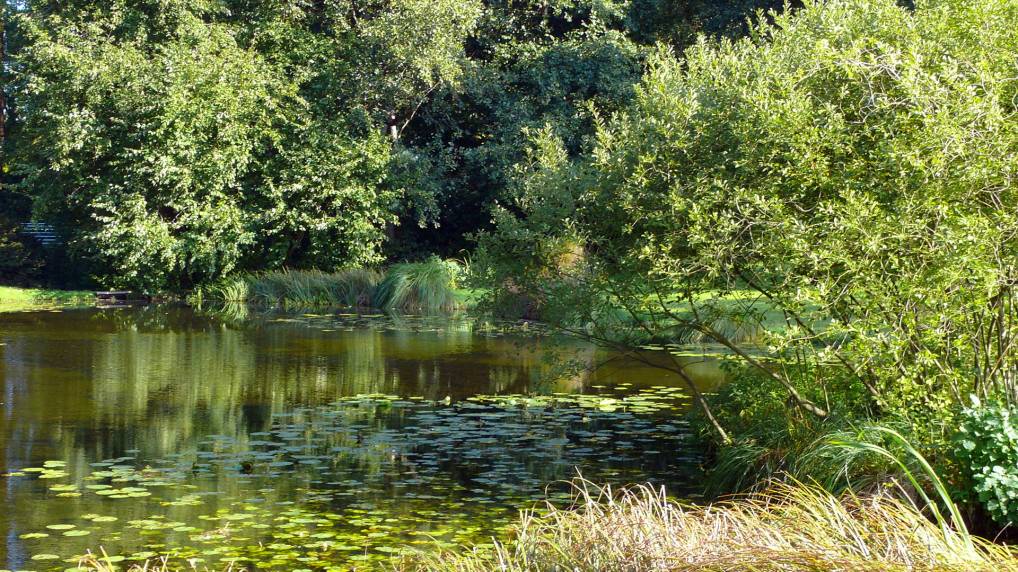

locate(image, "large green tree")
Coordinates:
394 0 786 256
6 0 480 289
3 0 783 288
476 0 1018 438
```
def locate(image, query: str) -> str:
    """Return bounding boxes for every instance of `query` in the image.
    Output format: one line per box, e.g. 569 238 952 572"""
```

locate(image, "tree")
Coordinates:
475 0 1018 439
7 0 481 289
389 0 786 257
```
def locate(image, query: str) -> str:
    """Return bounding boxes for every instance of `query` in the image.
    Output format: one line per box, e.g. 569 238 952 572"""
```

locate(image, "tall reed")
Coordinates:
196 268 381 308
819 425 974 553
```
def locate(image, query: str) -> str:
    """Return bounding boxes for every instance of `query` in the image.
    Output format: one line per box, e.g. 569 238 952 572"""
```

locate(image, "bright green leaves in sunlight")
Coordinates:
1 0 786 288
5 0 483 290
474 0 1018 436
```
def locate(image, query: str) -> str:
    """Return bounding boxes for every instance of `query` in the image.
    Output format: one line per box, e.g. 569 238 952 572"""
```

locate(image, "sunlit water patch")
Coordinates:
0 307 720 569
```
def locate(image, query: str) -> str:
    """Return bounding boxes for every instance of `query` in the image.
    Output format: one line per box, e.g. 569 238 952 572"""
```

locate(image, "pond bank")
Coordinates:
0 286 92 312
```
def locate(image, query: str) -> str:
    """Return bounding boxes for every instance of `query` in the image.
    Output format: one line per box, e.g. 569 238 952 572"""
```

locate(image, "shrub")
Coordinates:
474 0 1018 444
954 400 1018 526
697 365 878 496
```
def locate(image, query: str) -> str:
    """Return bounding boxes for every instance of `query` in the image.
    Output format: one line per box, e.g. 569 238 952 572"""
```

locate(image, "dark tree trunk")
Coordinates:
1 5 7 146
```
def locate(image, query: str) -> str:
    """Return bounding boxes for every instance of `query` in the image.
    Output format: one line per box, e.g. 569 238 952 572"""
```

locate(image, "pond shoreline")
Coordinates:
0 286 93 312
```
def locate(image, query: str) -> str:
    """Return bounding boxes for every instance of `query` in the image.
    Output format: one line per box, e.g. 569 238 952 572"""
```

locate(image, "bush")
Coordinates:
954 400 1018 526
475 0 1018 444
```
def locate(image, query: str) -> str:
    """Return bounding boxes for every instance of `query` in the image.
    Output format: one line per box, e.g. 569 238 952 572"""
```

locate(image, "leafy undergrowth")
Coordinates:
401 481 1018 572
0 286 92 312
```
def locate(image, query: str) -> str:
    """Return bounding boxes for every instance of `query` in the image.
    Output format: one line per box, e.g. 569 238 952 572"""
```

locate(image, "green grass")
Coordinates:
400 480 1018 572
195 259 469 313
0 286 92 312
373 258 462 313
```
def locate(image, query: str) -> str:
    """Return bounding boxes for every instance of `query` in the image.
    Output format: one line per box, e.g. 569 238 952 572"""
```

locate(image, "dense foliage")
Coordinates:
955 401 1018 526
475 0 1018 471
3 0 480 289
0 0 781 289
4 0 1018 539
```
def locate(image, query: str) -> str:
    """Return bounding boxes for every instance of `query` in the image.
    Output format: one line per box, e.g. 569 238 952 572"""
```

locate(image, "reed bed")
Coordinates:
246 268 381 307
401 480 1018 572
194 259 464 313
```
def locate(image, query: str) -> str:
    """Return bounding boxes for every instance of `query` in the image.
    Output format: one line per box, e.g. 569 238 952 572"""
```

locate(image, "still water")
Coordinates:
0 306 723 570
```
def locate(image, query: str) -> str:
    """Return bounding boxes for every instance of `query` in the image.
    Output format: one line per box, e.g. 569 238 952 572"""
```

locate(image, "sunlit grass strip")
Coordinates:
0 286 92 312
402 480 1018 572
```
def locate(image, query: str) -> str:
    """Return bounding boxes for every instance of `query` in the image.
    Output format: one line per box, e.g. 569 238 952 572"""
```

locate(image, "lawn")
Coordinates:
0 286 93 312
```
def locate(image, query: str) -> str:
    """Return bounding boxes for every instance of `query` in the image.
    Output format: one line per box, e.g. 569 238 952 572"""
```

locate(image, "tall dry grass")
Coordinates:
402 480 1018 572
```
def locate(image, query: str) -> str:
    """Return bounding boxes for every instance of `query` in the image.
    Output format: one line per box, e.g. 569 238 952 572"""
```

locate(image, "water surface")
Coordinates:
0 306 722 569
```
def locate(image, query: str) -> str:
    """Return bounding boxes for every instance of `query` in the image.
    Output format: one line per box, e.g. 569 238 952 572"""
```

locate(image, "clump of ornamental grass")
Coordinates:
373 257 462 313
401 479 1018 572
192 263 465 311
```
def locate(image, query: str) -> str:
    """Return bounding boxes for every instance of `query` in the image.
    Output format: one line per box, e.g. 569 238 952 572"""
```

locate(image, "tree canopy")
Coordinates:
0 0 781 289
476 0 1018 433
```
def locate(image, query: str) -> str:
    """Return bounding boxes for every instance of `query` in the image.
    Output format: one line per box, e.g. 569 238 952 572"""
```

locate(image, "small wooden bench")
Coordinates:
95 291 144 304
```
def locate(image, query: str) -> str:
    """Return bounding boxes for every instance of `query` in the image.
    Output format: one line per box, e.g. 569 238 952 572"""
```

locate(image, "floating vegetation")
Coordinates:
1 307 719 569
7 392 698 570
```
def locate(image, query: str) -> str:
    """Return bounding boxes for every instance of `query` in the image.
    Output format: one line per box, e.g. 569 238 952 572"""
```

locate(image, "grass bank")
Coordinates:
0 286 92 312
402 481 1018 572
193 258 480 313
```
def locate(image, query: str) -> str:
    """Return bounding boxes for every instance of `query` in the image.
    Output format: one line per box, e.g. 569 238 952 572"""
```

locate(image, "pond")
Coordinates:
0 306 724 570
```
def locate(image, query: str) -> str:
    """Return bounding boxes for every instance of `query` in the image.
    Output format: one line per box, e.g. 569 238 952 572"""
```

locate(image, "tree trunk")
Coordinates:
1 4 7 147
